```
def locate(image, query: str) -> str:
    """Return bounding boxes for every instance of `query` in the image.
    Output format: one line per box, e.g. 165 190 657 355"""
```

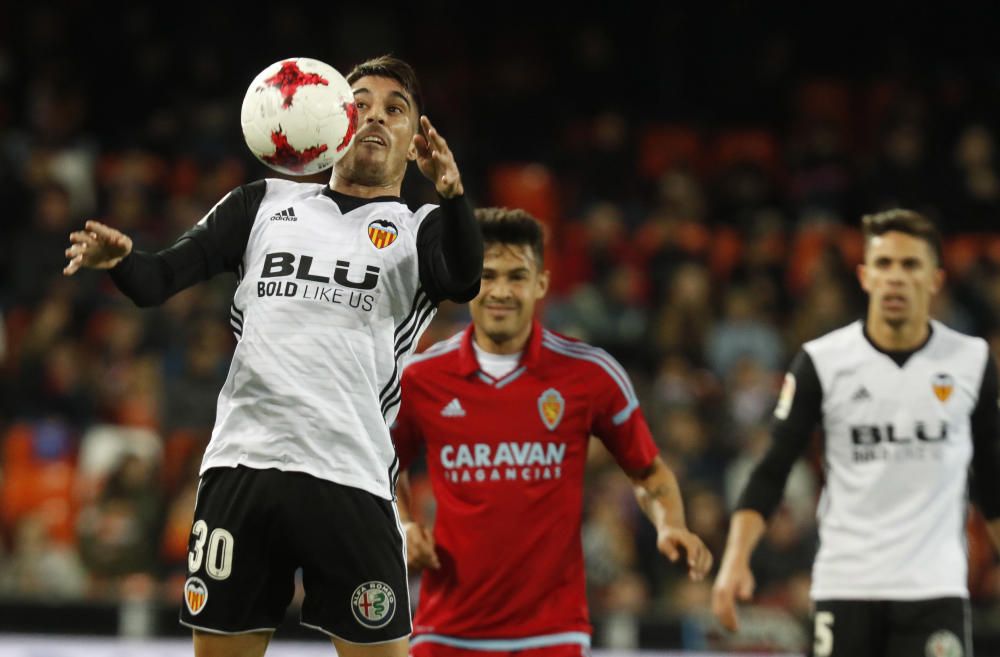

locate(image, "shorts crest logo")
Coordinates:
925 629 963 657
184 577 208 616
932 373 954 403
368 219 398 250
351 581 396 628
538 388 565 431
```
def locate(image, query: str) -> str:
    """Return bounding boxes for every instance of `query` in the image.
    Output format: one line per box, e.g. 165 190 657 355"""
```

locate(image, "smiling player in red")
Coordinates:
392 208 712 657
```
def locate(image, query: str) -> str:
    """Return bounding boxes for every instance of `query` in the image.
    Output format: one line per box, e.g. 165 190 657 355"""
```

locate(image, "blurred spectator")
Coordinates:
945 123 1000 234
77 453 162 597
649 262 714 363
0 511 88 599
161 317 228 434
706 286 785 378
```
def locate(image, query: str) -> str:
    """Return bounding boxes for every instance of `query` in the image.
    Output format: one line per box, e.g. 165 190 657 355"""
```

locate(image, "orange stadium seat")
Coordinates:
1 460 77 545
708 226 744 280
786 225 832 296
944 234 983 277
708 129 780 177
795 79 854 132
488 163 560 225
836 225 865 268
637 124 703 180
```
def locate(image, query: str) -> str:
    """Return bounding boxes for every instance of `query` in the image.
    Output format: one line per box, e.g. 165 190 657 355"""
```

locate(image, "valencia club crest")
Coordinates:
368 219 398 249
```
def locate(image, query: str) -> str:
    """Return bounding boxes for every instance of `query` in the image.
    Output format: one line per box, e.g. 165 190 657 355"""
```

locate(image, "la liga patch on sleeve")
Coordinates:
774 372 796 420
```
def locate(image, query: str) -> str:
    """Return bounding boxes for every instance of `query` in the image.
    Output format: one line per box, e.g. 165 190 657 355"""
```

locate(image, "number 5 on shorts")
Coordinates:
813 610 834 657
188 519 235 580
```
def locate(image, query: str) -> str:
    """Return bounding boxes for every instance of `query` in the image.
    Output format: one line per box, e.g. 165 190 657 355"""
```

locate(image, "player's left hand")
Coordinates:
657 526 713 581
413 115 464 198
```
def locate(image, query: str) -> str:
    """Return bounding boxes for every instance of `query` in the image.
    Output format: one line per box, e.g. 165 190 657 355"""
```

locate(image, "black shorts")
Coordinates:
179 466 411 643
810 598 970 657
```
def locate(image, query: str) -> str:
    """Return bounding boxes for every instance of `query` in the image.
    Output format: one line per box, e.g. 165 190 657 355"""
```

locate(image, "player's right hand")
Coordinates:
711 560 756 632
63 220 133 276
403 521 440 571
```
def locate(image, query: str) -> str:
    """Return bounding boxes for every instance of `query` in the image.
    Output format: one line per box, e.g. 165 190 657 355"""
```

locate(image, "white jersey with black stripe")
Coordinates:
805 320 989 599
201 178 438 500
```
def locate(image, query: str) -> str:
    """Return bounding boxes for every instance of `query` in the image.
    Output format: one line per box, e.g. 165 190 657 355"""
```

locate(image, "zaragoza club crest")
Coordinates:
368 219 398 249
932 373 954 403
538 388 565 431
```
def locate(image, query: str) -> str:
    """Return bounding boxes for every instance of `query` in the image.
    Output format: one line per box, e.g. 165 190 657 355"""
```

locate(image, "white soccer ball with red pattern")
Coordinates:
240 57 358 176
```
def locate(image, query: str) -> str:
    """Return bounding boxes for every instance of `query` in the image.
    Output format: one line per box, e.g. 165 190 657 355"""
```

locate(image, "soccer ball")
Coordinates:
240 57 358 176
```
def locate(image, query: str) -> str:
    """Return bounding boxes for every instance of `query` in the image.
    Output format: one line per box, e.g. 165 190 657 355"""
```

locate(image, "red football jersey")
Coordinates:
392 321 659 650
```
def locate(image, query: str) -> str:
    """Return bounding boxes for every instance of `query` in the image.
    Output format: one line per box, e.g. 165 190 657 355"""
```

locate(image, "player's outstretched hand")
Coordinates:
657 526 713 581
413 115 464 199
63 220 133 275
403 521 440 572
711 560 756 632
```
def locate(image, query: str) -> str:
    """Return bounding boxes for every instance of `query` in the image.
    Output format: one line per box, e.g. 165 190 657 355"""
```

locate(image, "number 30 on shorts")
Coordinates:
188 520 235 580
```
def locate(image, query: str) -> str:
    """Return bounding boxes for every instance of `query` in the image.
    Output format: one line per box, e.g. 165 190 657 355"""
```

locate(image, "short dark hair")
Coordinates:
346 55 423 119
861 209 943 265
475 207 545 267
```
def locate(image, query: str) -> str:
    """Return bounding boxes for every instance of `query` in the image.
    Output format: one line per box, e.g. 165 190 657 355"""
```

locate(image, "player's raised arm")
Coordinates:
629 456 713 580
413 116 483 304
711 349 822 632
62 182 259 308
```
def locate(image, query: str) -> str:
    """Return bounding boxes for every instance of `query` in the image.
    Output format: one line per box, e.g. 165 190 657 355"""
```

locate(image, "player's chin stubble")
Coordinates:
484 330 513 345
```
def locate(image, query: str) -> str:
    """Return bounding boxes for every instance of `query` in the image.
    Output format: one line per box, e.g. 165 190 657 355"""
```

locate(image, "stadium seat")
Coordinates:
795 79 854 134
637 124 702 180
708 129 780 177
488 163 560 224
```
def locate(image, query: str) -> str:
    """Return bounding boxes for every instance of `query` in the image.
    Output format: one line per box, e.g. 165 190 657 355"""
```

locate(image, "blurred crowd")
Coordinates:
4 1 1000 645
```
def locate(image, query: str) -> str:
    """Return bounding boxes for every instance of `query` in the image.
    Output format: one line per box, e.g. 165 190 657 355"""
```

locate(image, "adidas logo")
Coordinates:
269 207 297 222
440 398 466 417
851 386 872 402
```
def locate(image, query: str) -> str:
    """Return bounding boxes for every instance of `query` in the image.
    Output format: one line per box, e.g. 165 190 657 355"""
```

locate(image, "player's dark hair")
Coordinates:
861 209 943 265
346 55 423 120
475 207 545 267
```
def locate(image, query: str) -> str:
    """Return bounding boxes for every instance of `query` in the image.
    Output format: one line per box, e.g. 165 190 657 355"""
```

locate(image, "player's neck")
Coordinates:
473 326 531 355
865 311 931 352
328 176 402 199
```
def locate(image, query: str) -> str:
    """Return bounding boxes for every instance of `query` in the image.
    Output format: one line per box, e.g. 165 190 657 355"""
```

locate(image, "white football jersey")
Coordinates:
805 320 989 599
194 179 442 500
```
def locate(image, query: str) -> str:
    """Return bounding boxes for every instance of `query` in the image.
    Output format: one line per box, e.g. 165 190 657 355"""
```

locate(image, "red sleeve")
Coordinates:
391 370 424 470
589 354 659 473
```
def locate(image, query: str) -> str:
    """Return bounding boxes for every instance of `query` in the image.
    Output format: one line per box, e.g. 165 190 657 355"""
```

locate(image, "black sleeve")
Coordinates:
109 181 265 307
416 194 483 304
737 350 824 518
970 356 1000 519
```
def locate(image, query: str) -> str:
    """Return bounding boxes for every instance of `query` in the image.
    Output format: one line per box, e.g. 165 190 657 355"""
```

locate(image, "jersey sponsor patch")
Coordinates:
184 577 208 616
368 219 398 249
538 388 565 430
925 629 963 657
774 372 796 420
351 581 397 628
932 373 954 402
